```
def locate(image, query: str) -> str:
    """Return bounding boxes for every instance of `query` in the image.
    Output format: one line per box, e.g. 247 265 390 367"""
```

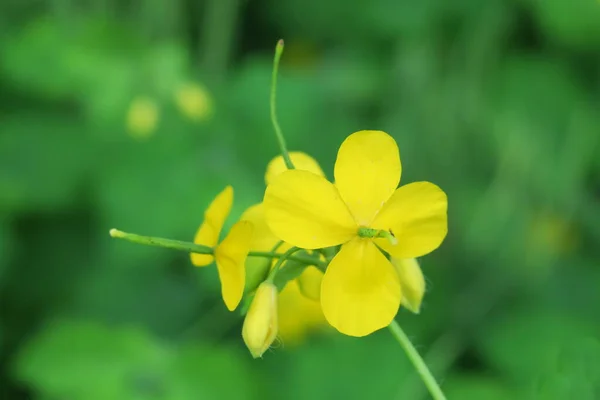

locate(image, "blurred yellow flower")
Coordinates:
126 96 159 138
175 82 213 122
242 282 278 358
278 280 327 345
191 186 253 311
264 130 448 337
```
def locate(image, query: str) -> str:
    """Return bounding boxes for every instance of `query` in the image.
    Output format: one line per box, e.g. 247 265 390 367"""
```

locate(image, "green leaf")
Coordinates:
14 321 167 400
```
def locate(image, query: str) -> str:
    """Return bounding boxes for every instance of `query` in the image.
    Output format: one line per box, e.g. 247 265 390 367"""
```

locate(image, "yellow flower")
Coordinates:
191 186 253 311
242 282 278 358
264 130 448 337
241 203 327 343
126 96 159 138
240 152 327 343
175 82 213 122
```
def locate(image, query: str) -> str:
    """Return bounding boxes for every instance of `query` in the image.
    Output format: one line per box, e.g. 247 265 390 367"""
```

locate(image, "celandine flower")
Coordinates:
241 152 328 343
191 186 253 311
264 130 448 337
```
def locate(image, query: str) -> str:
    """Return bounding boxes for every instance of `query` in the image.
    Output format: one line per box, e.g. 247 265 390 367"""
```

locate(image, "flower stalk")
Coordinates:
109 228 323 268
388 320 447 400
270 39 294 170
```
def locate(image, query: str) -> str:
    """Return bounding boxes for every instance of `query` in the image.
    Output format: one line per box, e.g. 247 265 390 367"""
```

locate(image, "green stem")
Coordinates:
110 229 213 254
270 39 294 170
267 246 303 281
249 250 324 269
109 229 321 267
388 320 447 400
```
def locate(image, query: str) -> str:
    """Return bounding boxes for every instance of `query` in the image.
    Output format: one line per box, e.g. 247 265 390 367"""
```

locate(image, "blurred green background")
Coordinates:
1 0 600 398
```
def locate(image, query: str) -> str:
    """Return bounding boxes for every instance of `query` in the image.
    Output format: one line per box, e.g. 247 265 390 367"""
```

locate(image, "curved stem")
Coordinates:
270 39 294 170
388 320 447 400
267 246 302 281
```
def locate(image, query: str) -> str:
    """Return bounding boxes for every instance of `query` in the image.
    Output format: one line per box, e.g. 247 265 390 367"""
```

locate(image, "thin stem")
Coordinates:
249 250 324 269
388 320 447 400
270 39 294 169
109 228 322 267
110 229 213 254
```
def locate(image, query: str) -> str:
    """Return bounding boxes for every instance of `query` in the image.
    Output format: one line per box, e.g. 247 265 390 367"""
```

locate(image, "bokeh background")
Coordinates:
1 0 600 399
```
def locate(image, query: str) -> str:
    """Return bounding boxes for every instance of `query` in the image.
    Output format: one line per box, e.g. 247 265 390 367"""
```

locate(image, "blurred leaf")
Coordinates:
165 344 255 400
478 307 598 385
272 333 410 399
443 375 520 400
0 114 92 212
529 0 600 50
533 338 600 400
14 320 256 400
0 18 78 98
14 321 167 400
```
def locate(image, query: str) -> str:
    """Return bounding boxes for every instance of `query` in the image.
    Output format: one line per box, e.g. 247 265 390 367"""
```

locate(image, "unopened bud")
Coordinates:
242 282 278 358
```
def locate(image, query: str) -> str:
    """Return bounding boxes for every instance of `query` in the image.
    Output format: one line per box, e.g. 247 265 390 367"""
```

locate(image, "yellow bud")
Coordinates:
242 282 278 358
392 258 425 314
126 96 159 138
174 82 212 122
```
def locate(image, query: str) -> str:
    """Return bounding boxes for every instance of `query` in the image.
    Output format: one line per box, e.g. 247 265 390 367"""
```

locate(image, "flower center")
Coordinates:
357 227 398 245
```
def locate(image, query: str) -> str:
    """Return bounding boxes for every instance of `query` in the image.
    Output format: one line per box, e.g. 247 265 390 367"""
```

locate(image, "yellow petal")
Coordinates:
296 265 323 301
264 170 356 249
191 186 234 266
265 152 325 185
240 203 279 291
214 220 253 311
240 203 277 250
334 130 401 225
320 238 401 337
242 282 278 358
392 258 425 314
372 182 447 259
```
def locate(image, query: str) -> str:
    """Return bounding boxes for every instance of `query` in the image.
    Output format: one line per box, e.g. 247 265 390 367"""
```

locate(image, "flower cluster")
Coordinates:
190 130 448 357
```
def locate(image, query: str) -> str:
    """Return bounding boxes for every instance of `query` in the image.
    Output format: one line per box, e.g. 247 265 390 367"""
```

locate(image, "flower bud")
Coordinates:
391 258 425 314
242 282 278 358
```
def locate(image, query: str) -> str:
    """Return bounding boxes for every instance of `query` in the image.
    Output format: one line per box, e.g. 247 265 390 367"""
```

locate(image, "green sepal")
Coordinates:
239 291 256 317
